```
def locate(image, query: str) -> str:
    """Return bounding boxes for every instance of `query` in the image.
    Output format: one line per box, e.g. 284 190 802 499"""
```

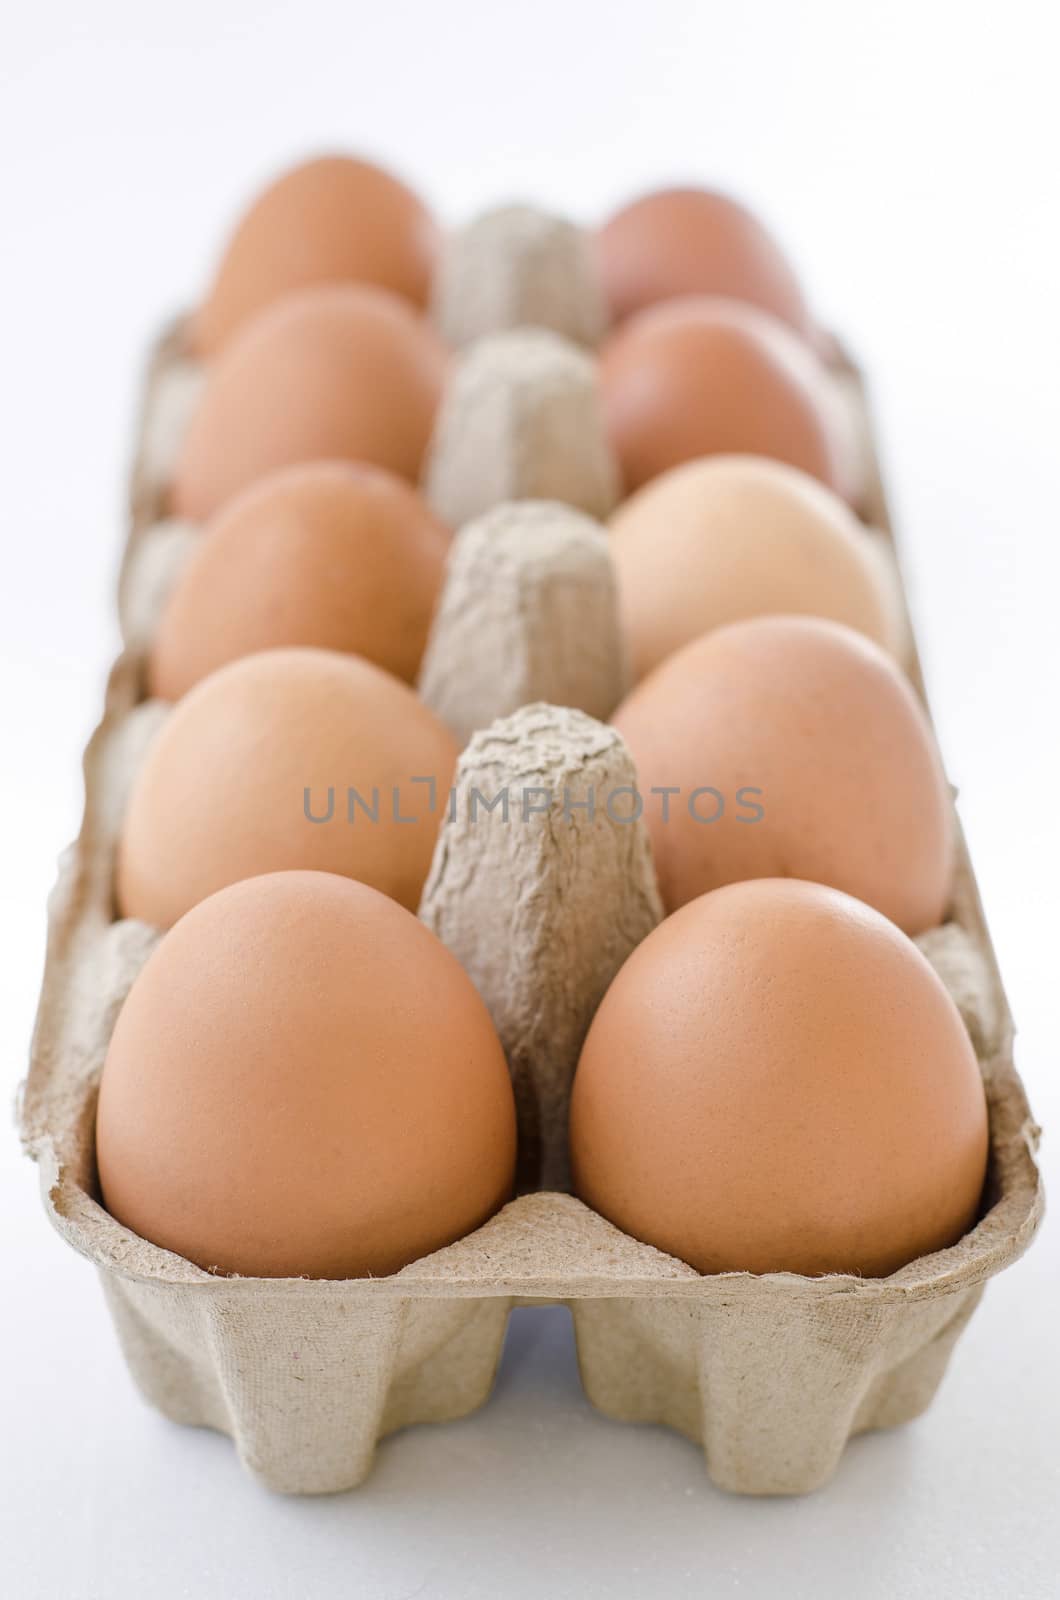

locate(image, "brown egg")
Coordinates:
171 285 448 521
609 455 900 680
570 878 988 1277
150 461 450 700
98 871 517 1278
599 296 844 494
191 154 438 356
597 186 813 339
118 647 458 928
612 616 953 934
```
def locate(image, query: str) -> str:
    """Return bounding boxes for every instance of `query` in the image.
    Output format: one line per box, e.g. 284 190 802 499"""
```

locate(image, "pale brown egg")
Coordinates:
599 296 844 494
570 878 989 1278
171 285 448 521
612 615 953 934
118 647 458 928
150 461 450 700
191 154 438 356
97 871 517 1279
597 186 813 339
609 455 901 680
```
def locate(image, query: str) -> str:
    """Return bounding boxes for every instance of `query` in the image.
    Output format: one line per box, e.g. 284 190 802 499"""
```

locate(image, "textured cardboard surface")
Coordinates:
20 206 1043 1497
420 704 663 1191
431 203 608 350
424 328 621 528
417 502 629 746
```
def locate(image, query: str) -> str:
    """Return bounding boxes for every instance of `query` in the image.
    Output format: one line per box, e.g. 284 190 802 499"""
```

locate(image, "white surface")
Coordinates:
2 3 1058 1597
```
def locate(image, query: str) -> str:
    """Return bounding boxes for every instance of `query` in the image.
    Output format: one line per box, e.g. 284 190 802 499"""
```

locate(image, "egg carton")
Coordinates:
20 206 1042 1497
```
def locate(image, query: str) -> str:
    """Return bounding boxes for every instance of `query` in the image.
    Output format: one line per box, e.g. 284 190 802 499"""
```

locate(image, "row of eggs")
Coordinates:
97 155 988 1290
128 457 945 938
170 155 856 520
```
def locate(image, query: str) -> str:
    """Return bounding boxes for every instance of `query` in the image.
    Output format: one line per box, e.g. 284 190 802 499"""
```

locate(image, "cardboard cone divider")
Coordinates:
20 204 1042 1497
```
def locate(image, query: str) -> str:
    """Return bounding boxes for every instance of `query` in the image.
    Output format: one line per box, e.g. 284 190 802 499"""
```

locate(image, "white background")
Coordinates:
2 3 1058 1596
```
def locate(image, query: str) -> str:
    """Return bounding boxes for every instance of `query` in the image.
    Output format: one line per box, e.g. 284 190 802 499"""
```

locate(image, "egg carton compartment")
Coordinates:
21 207 1043 1497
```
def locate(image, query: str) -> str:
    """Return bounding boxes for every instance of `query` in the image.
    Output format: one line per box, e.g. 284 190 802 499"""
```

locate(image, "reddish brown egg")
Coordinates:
599 296 844 494
611 615 953 935
570 878 989 1278
150 461 450 700
597 186 813 338
98 871 517 1279
118 647 458 928
191 154 438 356
171 285 448 521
